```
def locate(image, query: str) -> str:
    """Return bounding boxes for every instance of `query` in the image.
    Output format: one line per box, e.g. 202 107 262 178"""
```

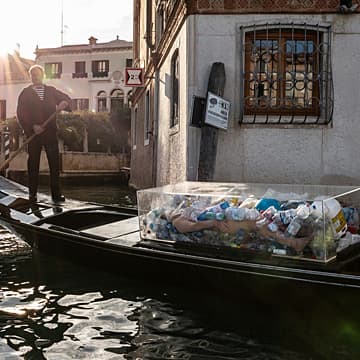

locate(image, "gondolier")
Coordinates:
17 64 72 203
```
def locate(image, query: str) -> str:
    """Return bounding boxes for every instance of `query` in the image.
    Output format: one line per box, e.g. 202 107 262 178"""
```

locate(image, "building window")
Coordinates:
145 89 150 145
240 24 333 125
126 58 133 67
133 107 137 149
110 89 124 113
170 49 179 127
97 91 107 112
156 2 166 44
92 60 109 78
45 62 62 79
0 100 6 120
72 98 89 111
73 61 87 78
127 90 132 107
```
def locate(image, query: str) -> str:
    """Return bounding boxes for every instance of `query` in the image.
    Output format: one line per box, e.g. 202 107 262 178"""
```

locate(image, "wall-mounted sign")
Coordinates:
125 67 144 87
204 92 230 130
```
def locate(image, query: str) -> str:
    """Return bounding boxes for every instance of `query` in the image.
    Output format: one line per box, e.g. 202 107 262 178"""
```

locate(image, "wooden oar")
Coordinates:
0 111 58 171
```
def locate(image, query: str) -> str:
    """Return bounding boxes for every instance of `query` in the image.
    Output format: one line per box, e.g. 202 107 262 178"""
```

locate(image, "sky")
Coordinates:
0 0 133 59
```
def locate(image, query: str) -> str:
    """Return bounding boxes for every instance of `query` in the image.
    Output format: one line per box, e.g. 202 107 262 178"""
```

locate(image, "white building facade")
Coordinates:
35 36 133 114
1 36 133 118
130 0 360 189
0 37 133 178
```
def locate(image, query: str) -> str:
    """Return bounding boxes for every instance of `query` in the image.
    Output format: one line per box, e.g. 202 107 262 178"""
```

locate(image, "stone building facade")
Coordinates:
130 0 360 189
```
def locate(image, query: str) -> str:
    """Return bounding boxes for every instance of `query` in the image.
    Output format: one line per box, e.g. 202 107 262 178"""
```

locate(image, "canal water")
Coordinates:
0 184 360 359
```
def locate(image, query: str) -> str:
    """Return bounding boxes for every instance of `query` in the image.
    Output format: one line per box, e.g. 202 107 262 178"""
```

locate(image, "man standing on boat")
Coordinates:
17 65 72 203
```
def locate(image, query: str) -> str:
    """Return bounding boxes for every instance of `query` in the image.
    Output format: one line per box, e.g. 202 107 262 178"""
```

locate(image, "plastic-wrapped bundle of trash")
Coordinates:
138 185 360 261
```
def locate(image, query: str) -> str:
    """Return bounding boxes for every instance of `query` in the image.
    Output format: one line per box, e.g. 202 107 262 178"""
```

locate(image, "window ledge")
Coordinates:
239 115 331 127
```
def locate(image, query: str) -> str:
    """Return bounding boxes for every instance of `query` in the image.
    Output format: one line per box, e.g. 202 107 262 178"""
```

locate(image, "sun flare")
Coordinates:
1 1 64 60
0 11 23 58
0 40 18 58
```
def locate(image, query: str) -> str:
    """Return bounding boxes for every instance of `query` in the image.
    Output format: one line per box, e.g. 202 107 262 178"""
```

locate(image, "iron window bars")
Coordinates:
239 23 333 125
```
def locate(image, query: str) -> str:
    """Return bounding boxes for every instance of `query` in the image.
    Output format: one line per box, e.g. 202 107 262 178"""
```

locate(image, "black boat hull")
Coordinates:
1 175 360 307
4 215 360 301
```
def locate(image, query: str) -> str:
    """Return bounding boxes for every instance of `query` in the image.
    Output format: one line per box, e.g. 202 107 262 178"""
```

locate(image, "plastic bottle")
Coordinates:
215 212 226 221
272 248 287 255
267 221 279 232
262 206 277 220
342 207 359 234
281 204 311 238
273 209 297 225
245 208 261 221
285 217 302 237
296 204 311 219
324 198 347 239
197 201 230 221
197 211 216 220
225 207 244 221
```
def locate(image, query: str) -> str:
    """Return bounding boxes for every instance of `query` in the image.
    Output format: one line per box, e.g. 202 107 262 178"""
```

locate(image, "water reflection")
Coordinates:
0 250 322 360
0 229 31 258
0 252 140 359
1 185 360 359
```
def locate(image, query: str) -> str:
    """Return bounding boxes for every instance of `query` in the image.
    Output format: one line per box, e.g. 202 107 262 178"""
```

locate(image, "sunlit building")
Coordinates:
35 36 133 114
0 51 34 120
0 36 133 121
130 0 360 189
0 37 134 181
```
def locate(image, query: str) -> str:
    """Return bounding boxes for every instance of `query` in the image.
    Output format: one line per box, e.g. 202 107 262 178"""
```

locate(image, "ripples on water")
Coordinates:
0 251 315 360
0 185 359 359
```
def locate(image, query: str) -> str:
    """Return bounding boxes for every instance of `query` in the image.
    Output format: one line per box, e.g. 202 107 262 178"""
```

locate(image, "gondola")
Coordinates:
2 176 360 304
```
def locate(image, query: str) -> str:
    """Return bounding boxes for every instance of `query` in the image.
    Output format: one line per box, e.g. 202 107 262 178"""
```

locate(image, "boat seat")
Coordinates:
105 231 141 247
80 216 139 239
43 224 106 240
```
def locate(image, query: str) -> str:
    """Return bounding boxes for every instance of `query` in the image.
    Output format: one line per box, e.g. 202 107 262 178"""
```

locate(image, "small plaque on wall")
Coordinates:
204 92 230 130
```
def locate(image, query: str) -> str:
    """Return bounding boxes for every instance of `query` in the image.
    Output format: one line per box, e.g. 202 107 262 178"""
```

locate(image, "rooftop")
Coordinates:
35 36 133 57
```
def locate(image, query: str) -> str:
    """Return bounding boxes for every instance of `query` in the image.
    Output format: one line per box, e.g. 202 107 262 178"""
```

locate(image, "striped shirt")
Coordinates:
32 85 45 100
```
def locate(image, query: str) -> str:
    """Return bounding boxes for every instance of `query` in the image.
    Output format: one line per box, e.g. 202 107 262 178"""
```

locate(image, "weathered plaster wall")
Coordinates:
184 13 360 186
156 26 189 186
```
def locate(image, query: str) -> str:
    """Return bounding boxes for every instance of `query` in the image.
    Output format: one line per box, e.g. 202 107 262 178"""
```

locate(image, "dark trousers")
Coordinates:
28 137 61 198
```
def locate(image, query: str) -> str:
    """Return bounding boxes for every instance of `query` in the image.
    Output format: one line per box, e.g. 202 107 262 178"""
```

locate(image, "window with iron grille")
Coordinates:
92 60 109 78
45 62 62 79
240 24 333 125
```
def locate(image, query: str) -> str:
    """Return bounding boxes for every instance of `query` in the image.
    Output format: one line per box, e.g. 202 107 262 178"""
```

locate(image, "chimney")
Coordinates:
88 36 98 45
